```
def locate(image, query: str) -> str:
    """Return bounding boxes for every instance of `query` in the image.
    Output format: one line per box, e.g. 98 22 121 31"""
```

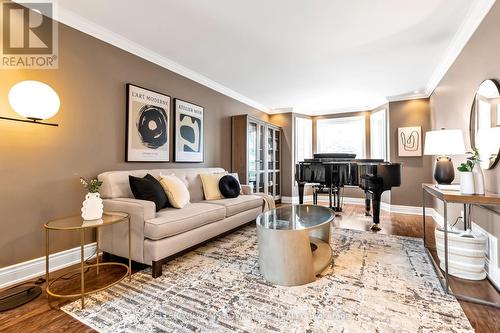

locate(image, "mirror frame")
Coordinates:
469 78 500 169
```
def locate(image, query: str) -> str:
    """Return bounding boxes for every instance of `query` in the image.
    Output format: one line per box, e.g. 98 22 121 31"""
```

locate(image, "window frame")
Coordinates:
370 108 389 161
316 115 366 158
294 116 313 163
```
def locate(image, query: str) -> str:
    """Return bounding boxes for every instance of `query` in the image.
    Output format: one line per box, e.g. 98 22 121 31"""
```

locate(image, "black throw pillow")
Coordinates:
218 175 240 198
129 174 169 211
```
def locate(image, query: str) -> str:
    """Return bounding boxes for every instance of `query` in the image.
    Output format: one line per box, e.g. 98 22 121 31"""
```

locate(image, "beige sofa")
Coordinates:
97 168 263 277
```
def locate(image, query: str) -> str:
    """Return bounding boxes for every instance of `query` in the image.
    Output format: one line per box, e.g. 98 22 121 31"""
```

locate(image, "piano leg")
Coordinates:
313 187 317 205
335 188 342 212
364 191 371 216
298 182 305 204
329 186 333 208
371 192 382 231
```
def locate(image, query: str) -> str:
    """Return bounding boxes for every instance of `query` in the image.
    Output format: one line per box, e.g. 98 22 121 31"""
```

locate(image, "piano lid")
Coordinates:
313 153 356 159
301 152 387 164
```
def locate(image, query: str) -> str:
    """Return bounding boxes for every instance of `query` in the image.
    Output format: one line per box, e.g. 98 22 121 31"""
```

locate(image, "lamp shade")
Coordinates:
8 81 60 120
423 129 466 156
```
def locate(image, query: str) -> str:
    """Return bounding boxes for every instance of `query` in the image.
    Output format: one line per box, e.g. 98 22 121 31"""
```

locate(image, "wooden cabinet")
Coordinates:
231 115 281 200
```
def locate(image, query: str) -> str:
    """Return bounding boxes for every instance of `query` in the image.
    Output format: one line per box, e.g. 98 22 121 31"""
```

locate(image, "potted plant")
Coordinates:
80 177 104 220
457 156 475 194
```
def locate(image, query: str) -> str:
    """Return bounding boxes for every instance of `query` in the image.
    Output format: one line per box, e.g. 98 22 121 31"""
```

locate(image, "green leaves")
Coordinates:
80 177 103 193
457 147 481 172
457 160 473 172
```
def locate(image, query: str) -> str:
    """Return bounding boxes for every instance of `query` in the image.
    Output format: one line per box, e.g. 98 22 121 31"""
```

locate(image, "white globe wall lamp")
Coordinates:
1 80 60 126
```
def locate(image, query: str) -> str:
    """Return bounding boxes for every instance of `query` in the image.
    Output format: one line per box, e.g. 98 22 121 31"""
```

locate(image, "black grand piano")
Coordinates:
295 153 402 230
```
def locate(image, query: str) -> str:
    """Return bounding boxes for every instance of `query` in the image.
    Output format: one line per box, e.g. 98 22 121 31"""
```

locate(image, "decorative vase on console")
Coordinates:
459 171 475 194
457 148 481 195
80 177 103 220
470 148 485 195
472 163 485 195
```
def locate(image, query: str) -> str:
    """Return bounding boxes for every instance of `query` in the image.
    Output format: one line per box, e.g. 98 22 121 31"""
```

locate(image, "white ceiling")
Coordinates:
46 0 494 114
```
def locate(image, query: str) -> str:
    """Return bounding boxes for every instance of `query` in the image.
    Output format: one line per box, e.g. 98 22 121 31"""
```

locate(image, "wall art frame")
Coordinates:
126 83 170 162
174 98 204 162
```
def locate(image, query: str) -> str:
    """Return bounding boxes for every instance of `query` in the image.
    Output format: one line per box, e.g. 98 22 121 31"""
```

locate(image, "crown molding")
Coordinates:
424 0 496 97
269 101 389 116
42 3 269 113
387 92 430 102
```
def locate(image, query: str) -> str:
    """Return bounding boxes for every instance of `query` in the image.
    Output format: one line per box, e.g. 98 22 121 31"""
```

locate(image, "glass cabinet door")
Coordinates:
259 124 265 172
274 130 280 172
267 128 274 170
246 118 281 199
257 172 265 193
267 171 274 195
275 171 280 197
274 129 280 197
248 122 258 192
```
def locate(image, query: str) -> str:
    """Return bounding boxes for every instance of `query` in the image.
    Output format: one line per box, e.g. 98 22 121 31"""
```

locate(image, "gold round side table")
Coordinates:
44 212 131 309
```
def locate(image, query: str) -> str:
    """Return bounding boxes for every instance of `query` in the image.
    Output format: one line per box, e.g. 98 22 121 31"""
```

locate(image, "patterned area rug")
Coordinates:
62 226 473 332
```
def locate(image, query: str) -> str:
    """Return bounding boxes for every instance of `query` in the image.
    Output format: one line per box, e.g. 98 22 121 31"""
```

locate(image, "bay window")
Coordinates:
316 116 366 158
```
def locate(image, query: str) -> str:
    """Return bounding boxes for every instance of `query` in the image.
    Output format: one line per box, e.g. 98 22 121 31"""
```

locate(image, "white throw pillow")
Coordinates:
158 174 190 208
199 172 227 200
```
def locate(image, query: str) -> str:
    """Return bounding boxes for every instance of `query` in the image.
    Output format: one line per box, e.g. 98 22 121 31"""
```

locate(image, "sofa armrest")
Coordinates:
241 184 253 195
99 198 156 264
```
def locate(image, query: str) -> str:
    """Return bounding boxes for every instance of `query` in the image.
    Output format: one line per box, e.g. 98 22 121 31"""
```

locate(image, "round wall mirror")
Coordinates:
470 79 500 169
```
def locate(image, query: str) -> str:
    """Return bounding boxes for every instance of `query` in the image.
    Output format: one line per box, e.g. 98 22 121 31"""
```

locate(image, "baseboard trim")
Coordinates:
470 222 500 290
281 196 312 204
0 243 97 289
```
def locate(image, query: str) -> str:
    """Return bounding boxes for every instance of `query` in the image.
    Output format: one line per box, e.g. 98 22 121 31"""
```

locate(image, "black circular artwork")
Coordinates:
218 175 240 198
136 105 168 149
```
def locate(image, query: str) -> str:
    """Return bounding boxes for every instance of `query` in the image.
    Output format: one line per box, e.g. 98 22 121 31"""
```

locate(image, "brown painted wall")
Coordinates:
388 99 433 206
430 2 500 260
0 19 267 267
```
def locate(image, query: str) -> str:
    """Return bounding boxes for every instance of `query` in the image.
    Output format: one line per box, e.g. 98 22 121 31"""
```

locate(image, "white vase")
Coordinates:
459 172 475 194
81 192 103 220
472 163 485 195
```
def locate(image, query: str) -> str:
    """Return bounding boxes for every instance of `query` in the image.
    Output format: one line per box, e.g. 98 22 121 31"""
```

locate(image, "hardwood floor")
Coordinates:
1 203 498 332
325 203 500 333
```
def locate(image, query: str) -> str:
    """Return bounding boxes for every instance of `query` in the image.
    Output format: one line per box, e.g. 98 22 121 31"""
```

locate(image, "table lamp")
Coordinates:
424 129 466 184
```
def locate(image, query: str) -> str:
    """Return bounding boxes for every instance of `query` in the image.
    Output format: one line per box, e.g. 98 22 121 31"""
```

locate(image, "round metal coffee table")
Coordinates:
256 204 334 286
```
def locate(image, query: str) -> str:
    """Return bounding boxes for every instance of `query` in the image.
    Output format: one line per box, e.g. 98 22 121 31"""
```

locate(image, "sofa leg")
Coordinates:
152 260 163 278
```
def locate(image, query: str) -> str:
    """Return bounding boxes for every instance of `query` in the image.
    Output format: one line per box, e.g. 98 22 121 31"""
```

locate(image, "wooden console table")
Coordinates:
422 183 500 308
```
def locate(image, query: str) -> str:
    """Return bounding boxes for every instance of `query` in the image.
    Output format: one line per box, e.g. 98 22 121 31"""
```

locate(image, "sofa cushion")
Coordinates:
207 195 263 217
144 202 226 240
158 174 190 208
200 172 227 200
218 175 240 198
129 174 168 211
